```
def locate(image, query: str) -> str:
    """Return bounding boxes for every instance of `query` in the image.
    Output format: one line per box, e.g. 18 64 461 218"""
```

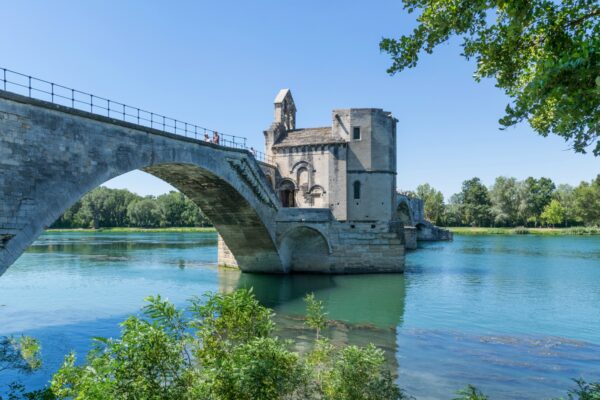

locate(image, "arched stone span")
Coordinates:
0 91 283 275
278 226 331 272
396 201 412 226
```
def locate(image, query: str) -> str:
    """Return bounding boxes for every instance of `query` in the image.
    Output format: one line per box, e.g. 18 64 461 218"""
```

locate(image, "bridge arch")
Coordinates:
278 225 332 272
396 200 413 226
0 92 283 275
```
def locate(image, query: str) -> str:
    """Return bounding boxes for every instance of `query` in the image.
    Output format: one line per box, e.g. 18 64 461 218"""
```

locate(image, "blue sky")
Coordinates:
2 1 597 199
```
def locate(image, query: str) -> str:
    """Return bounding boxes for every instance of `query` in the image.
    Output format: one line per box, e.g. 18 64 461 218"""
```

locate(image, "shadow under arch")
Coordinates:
144 163 282 272
0 92 284 274
278 226 332 272
396 200 413 226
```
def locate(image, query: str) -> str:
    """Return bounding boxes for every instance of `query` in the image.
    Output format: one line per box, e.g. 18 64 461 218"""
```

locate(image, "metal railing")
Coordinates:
0 67 269 155
251 149 275 164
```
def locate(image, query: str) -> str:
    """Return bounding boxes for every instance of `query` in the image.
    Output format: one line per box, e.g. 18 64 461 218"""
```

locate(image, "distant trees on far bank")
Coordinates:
413 175 600 228
53 175 600 230
51 188 211 229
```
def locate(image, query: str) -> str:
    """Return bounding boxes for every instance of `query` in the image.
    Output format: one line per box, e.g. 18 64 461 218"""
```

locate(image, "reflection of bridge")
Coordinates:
0 70 410 276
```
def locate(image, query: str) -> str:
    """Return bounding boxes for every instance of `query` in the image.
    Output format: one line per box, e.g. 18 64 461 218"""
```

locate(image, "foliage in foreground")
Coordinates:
2 292 600 399
46 289 406 400
381 0 599 155
0 336 54 400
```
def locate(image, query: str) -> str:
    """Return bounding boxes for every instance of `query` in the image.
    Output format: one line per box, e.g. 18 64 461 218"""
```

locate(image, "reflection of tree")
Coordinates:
218 268 407 371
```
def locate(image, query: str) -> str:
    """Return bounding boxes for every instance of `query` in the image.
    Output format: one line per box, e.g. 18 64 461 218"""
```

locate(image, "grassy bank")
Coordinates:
46 227 217 233
449 226 600 236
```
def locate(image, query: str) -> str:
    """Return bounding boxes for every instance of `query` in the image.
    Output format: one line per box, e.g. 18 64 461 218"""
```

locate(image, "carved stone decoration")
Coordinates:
227 158 278 209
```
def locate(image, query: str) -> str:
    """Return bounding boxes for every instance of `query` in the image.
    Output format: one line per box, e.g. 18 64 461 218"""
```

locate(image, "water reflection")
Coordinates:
219 268 406 329
2 232 600 399
218 268 406 368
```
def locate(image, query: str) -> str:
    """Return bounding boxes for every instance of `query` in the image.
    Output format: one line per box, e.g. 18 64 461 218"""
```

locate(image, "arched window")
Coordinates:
353 181 361 200
278 179 296 208
297 167 309 191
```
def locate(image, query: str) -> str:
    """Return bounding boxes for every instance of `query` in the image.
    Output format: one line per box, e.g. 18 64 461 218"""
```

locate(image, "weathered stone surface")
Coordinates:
0 91 283 275
396 194 453 242
1 85 454 276
0 90 408 276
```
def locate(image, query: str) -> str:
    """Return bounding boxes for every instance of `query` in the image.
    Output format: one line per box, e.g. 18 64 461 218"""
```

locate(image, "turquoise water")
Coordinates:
1 232 599 399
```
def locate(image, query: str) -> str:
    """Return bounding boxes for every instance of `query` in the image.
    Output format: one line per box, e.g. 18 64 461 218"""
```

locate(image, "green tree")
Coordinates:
459 178 492 226
381 0 600 155
127 198 161 228
541 199 566 227
322 344 403 400
102 189 139 227
444 193 465 226
50 200 84 229
554 184 579 226
519 177 556 226
76 187 140 229
454 385 489 400
182 196 210 227
416 184 446 225
157 191 188 227
489 177 521 226
0 336 53 400
156 191 211 227
573 175 600 226
304 293 328 340
49 289 405 400
0 336 41 374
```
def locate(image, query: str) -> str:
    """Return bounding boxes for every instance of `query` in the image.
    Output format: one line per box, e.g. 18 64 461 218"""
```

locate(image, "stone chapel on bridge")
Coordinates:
264 89 398 221
218 89 451 272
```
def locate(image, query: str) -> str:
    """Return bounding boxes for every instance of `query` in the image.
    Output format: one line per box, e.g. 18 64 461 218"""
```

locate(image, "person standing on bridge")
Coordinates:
212 131 220 145
250 147 257 157
203 132 210 142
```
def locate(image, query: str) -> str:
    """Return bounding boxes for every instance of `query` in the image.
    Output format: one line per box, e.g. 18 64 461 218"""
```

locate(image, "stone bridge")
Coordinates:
0 90 287 275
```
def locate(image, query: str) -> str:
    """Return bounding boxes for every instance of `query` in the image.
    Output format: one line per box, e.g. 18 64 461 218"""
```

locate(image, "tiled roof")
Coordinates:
272 127 346 148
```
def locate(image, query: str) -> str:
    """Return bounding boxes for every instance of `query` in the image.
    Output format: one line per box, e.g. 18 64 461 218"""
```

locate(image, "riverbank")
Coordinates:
46 227 216 233
46 226 600 235
448 226 600 235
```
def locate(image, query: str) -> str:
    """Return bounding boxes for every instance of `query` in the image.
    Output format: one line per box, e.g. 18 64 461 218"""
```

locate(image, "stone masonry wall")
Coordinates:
0 91 283 275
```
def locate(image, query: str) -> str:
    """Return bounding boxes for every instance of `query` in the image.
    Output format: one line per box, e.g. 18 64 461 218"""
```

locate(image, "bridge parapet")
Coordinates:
0 67 277 162
0 90 283 275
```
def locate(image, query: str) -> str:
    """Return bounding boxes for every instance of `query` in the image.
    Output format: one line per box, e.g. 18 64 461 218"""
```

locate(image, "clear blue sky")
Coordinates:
2 1 596 199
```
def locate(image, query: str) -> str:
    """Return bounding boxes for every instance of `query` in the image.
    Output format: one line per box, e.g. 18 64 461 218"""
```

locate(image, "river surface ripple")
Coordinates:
0 232 599 399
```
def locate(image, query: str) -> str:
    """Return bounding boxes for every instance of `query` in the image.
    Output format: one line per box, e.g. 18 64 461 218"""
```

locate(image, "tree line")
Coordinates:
412 175 600 228
51 187 211 229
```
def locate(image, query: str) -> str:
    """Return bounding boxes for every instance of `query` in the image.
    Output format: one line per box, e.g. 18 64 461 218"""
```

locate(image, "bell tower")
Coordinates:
273 88 296 131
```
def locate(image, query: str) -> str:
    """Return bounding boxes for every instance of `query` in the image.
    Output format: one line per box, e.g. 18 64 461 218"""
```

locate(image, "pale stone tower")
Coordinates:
332 109 397 223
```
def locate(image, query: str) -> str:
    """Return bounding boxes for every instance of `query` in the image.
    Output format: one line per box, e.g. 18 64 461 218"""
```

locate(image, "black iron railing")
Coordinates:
0 67 275 164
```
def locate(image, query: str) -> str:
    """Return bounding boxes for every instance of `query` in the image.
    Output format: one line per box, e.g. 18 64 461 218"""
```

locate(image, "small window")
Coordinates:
353 181 361 199
353 127 361 140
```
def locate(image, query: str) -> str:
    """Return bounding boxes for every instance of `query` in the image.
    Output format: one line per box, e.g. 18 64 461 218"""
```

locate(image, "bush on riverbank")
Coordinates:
47 290 405 400
2 291 600 399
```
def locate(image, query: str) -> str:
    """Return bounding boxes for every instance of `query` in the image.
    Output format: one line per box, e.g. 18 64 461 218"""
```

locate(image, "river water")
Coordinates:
1 232 599 399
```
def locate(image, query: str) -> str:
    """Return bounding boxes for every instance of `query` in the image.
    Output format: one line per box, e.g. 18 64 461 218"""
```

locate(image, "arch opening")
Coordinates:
279 226 331 273
396 202 412 226
2 161 283 275
0 95 284 275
